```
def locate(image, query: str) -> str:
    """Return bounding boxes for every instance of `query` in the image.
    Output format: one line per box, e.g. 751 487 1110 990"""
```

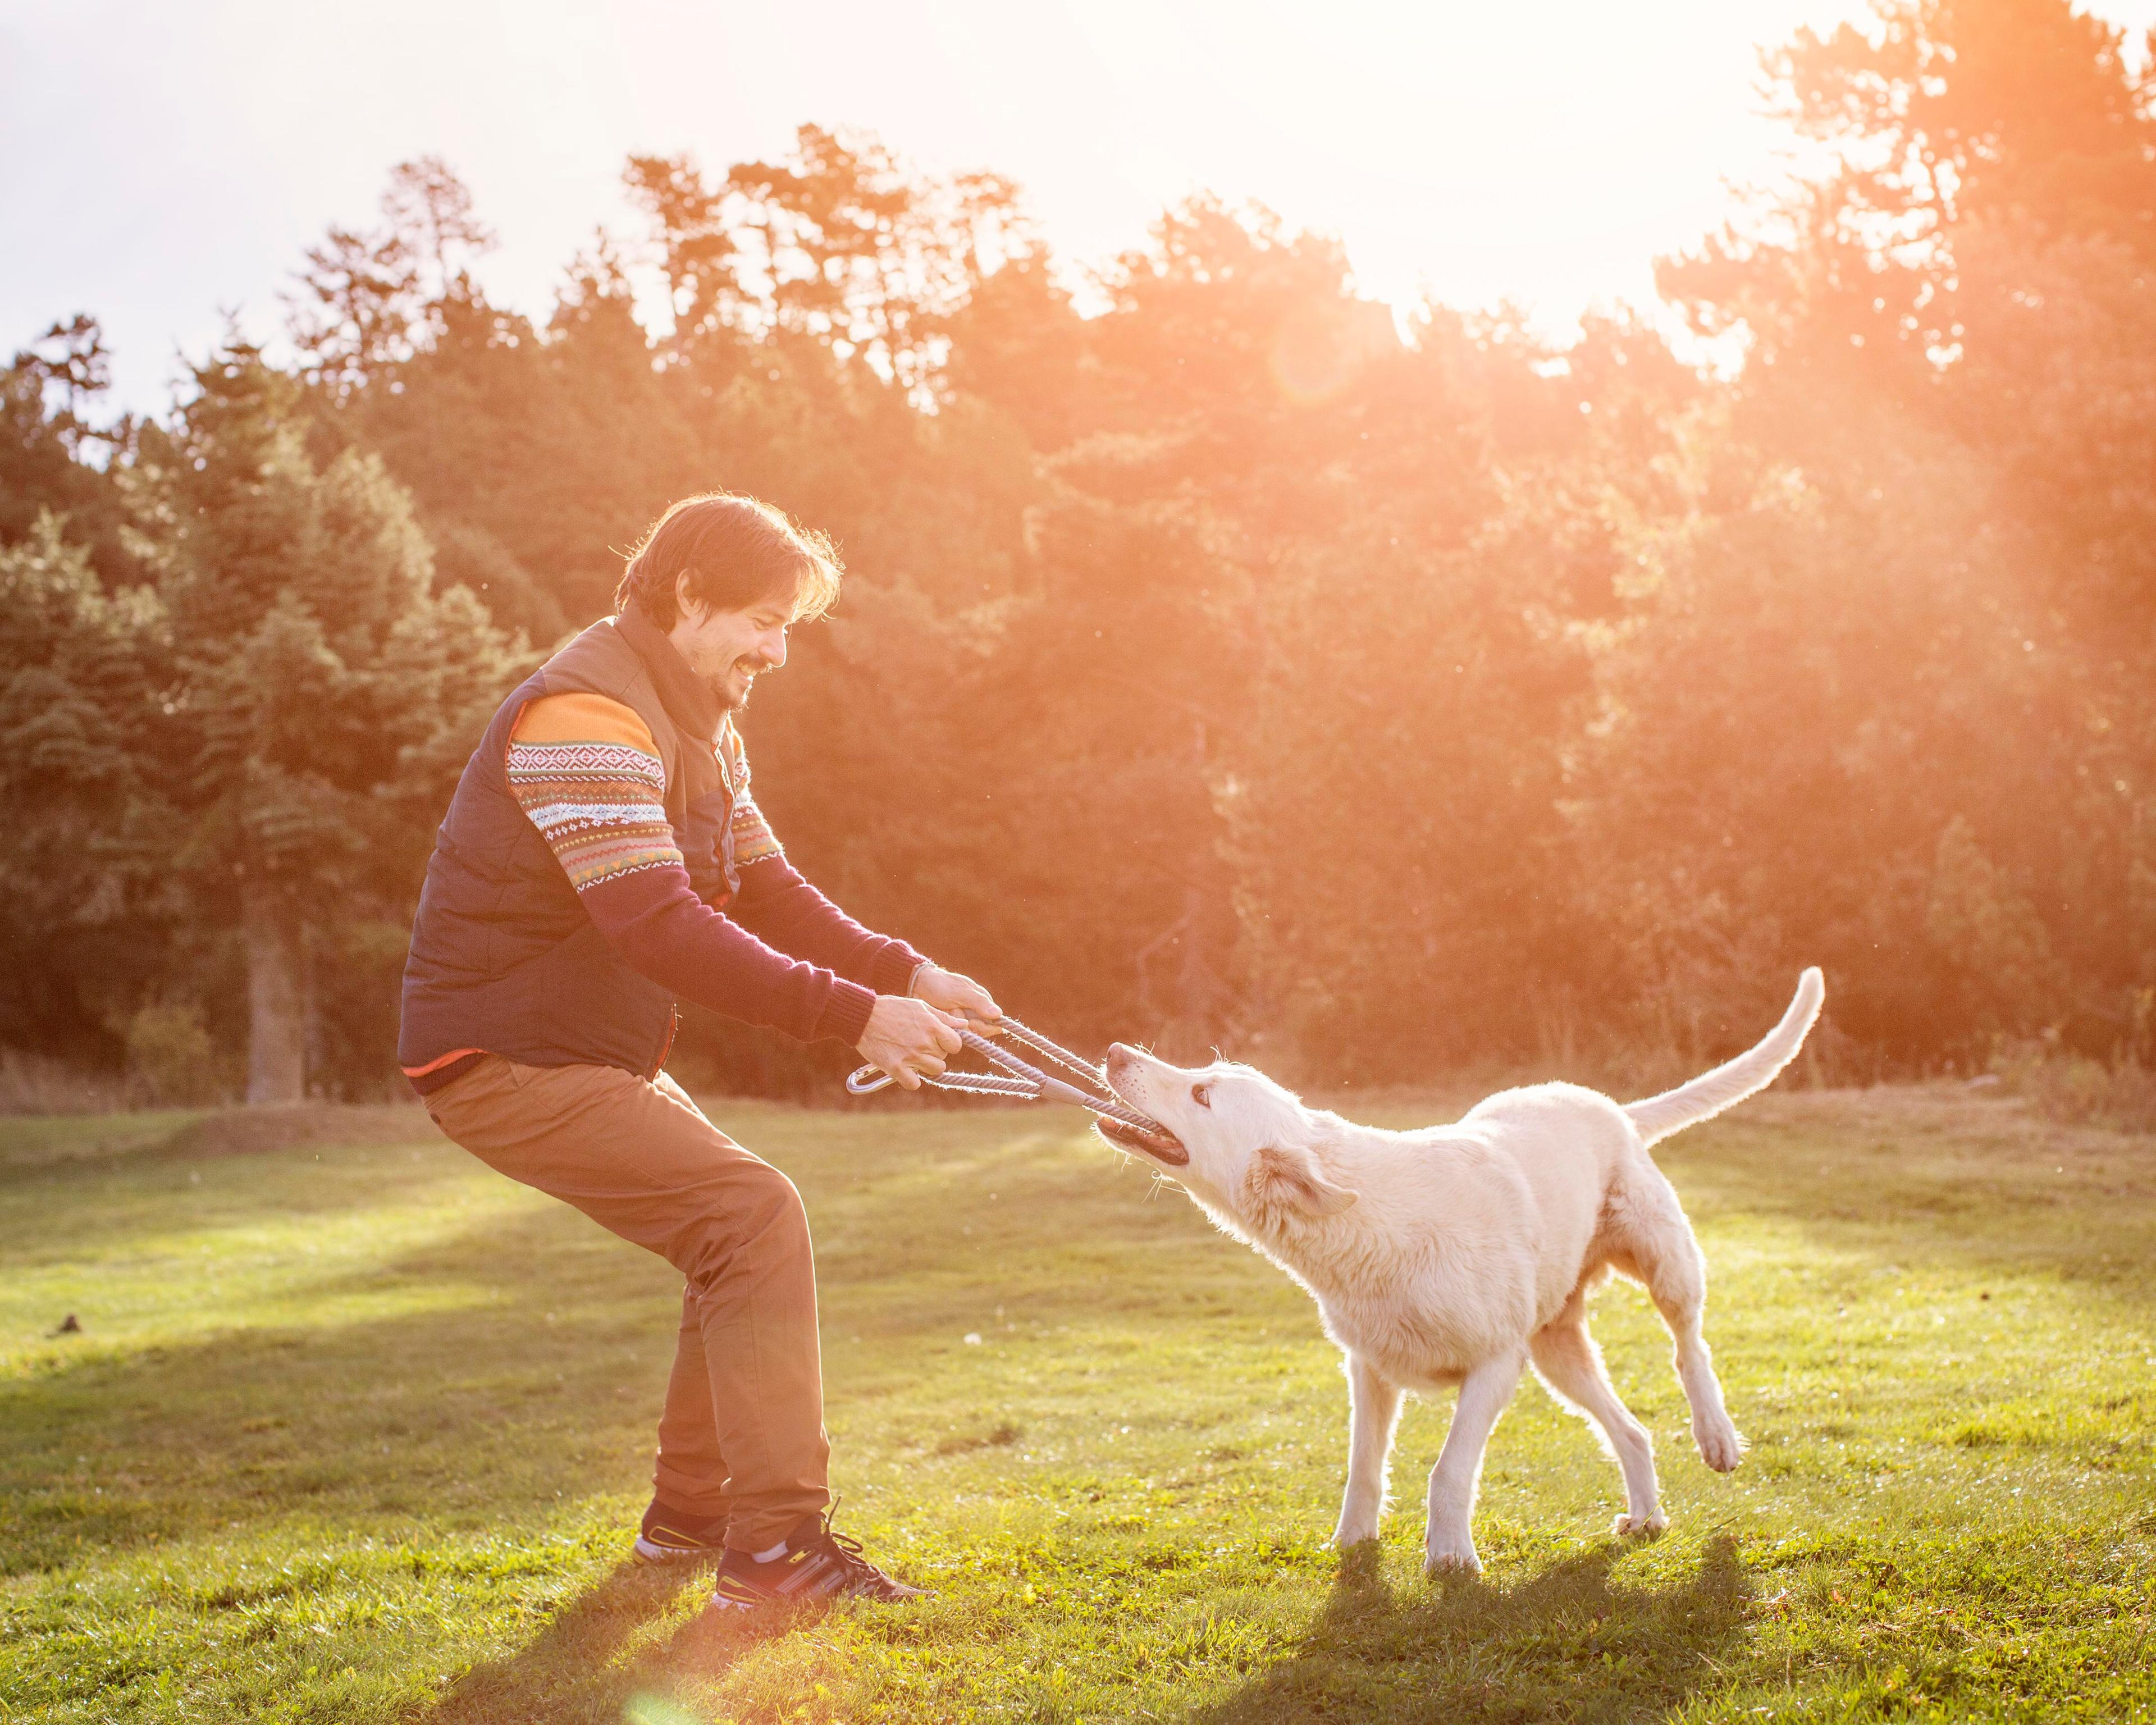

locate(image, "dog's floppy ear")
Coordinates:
1251 1144 1358 1216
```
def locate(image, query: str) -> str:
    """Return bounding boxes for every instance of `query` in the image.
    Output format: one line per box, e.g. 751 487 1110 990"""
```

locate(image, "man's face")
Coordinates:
666 582 792 711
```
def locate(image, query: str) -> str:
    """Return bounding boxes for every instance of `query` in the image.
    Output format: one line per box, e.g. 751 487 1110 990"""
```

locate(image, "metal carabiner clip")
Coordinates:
846 1027 1025 1097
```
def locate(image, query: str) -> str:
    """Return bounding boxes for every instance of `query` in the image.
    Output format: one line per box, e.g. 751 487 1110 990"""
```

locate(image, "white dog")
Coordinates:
1097 969 1824 1574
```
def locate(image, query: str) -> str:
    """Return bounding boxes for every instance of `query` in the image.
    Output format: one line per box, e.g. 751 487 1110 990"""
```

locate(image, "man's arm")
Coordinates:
711 732 927 991
719 740 998 1025
729 853 926 996
733 853 1001 1028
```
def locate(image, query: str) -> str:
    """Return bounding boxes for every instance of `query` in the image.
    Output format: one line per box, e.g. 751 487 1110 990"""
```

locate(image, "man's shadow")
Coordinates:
1192 1534 1751 1725
421 1557 758 1723
422 1554 865 1723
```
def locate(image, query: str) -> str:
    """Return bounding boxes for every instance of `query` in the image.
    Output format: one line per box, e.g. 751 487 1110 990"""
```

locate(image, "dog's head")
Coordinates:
1099 1043 1358 1230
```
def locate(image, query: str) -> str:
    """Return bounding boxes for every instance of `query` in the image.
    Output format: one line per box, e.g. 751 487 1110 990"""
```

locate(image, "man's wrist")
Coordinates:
817 978 879 1048
871 941 930 997
904 959 938 998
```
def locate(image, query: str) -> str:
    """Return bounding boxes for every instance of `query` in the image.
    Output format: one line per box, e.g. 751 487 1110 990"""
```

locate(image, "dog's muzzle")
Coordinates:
1097 1045 1187 1164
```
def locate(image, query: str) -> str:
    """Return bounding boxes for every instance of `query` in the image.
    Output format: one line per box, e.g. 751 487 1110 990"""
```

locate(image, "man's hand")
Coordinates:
910 964 1002 1030
858 995 967 1090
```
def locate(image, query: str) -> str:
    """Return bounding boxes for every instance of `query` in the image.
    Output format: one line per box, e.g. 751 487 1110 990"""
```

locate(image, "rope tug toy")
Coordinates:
846 1016 1187 1165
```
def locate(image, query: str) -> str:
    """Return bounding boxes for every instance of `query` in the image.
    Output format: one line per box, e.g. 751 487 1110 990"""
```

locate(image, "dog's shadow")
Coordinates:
1193 1534 1751 1725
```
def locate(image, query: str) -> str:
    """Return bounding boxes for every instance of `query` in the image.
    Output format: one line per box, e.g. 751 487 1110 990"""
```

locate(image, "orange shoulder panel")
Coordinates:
510 691 660 754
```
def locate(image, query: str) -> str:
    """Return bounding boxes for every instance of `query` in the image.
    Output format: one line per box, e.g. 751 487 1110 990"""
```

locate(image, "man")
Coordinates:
399 491 996 1610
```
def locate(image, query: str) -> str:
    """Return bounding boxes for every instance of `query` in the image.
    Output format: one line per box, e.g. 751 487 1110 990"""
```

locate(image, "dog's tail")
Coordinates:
1623 968 1825 1149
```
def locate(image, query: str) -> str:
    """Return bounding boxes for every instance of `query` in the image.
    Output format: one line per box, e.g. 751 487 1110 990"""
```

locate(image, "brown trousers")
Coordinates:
422 1055 829 1551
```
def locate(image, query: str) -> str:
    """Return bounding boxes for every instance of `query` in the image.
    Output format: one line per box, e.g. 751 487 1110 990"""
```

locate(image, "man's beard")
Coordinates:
705 661 756 712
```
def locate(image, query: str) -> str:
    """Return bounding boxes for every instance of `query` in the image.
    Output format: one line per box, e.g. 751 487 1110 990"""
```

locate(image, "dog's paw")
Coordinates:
1331 1521 1381 1549
1423 1530 1482 1576
1613 1509 1668 1539
1695 1420 1746 1473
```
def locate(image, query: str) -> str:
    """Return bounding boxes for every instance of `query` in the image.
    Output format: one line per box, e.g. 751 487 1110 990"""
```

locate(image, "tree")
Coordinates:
289 156 497 399
1639 0 2156 1062
0 514 178 1063
625 125 1035 396
129 341 526 1100
0 317 141 586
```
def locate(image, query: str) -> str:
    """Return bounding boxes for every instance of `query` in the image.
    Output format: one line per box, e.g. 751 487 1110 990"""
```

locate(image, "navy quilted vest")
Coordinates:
397 610 742 1078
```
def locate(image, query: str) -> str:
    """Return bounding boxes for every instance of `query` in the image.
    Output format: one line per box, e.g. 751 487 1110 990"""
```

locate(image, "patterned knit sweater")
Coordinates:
406 691 922 1081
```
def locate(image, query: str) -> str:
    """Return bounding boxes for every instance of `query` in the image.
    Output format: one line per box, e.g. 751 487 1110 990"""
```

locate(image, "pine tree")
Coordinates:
0 514 177 1061
0 317 142 587
129 341 527 1101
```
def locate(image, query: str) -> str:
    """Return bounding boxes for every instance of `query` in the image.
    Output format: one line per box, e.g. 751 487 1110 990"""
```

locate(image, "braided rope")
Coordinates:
919 1070 1035 1098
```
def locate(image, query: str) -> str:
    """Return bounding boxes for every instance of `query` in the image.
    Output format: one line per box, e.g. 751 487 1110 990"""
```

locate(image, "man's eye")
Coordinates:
1191 1084 1212 1108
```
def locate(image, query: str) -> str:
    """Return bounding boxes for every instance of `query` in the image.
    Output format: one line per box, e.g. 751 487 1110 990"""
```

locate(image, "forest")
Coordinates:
4 0 2152 1105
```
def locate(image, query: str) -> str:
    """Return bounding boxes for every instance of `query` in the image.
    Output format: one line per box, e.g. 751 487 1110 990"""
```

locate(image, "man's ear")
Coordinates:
1252 1144 1359 1216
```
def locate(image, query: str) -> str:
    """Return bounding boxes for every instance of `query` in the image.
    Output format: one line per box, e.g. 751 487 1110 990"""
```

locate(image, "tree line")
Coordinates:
4 0 2152 1104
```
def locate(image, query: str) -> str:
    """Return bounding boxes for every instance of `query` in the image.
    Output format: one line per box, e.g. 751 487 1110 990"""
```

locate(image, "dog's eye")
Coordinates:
1191 1083 1212 1109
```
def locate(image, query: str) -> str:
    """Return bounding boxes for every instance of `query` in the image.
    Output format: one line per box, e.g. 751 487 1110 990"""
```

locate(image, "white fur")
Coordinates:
1102 968 1824 1575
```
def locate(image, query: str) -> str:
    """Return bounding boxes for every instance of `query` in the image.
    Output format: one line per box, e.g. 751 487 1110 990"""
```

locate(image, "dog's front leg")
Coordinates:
1332 1353 1403 1547
1424 1352 1524 1576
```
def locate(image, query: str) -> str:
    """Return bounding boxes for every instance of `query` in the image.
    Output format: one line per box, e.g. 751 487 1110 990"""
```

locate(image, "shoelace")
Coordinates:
804 1498 895 1590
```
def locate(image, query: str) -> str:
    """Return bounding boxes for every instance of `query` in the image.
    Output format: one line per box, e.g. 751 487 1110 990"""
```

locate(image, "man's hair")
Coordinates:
613 492 844 628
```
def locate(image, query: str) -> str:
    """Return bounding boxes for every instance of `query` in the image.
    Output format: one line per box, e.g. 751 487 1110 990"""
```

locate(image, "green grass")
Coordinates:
0 1085 2151 1723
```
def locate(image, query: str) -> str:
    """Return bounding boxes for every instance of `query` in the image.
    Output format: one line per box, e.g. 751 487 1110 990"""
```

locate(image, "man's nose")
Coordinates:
761 629 788 669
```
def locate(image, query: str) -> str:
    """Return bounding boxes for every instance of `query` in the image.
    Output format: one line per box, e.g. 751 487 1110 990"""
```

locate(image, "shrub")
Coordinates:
1990 1037 2156 1134
124 1002 225 1107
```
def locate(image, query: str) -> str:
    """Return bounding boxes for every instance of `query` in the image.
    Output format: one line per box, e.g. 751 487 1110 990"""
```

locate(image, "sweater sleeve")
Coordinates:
731 855 930 994
715 723 930 994
508 693 876 1045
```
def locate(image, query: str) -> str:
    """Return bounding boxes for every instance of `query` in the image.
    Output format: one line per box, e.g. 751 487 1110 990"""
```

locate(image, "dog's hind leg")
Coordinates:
1333 1353 1403 1548
1423 1351 1523 1576
1530 1313 1664 1536
1623 1191 1744 1473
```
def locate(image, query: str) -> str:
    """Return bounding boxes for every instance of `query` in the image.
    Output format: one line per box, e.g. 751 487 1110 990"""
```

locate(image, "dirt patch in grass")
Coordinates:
0 1103 441 1172
161 1103 441 1160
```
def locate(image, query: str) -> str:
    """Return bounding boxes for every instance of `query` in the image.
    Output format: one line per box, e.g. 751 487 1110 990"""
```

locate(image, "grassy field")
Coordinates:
0 1083 2151 1723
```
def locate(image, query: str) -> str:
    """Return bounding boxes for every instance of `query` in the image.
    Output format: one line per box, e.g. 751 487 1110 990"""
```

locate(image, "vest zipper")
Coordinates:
647 1008 680 1079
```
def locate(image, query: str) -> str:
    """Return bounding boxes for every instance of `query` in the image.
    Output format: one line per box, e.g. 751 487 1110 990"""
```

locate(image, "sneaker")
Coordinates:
710 1505 925 1610
634 1498 729 1564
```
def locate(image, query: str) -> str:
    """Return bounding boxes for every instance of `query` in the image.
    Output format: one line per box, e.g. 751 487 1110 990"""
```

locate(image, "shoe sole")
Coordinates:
702 1584 926 1612
705 1590 761 1612
633 1535 723 1565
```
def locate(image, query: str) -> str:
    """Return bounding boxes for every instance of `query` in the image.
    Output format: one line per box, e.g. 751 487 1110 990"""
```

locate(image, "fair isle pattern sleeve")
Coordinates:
719 719 784 867
507 693 682 891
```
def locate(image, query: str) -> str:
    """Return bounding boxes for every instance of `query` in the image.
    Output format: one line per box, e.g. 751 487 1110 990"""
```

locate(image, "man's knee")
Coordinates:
682 1160 812 1289
747 1162 810 1244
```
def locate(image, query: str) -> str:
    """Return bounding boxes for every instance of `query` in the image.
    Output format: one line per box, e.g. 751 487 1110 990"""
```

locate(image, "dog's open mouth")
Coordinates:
1094 1115 1188 1166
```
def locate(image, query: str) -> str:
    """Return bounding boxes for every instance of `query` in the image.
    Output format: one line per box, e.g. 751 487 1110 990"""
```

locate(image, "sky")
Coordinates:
7 0 2156 414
